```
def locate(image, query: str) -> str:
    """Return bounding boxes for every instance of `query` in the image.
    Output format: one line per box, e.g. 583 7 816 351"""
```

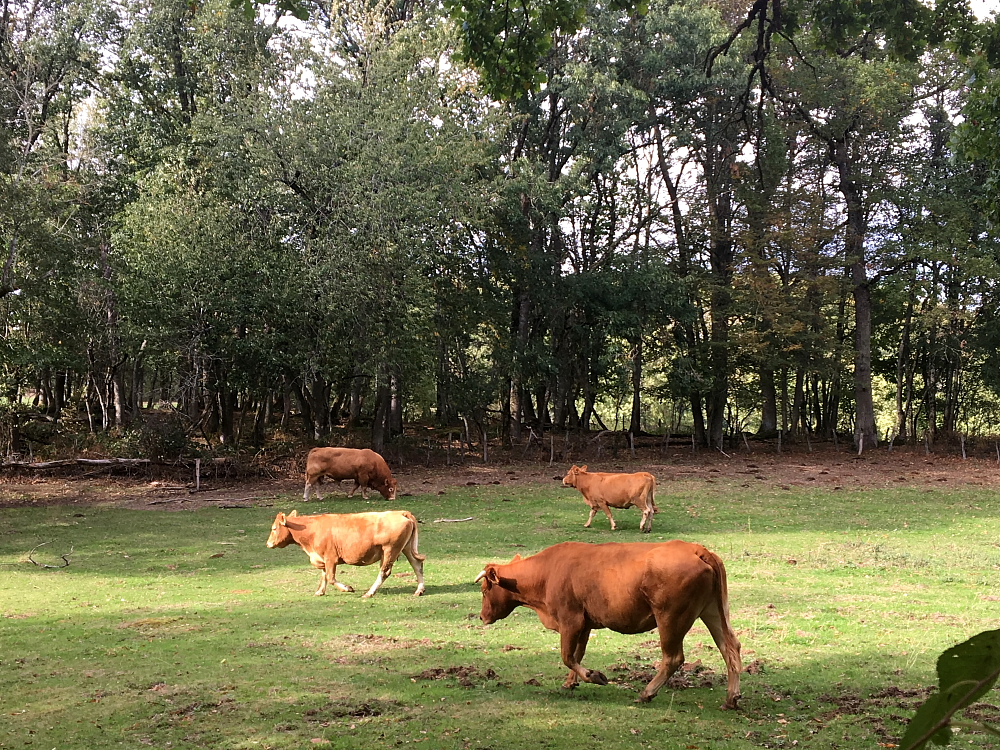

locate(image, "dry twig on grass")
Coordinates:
26 542 72 568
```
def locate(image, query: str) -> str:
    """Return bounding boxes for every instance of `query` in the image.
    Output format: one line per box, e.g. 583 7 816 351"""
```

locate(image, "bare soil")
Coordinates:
2 443 1000 511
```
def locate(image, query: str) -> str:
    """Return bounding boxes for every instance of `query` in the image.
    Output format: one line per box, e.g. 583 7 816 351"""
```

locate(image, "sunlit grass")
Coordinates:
1 478 998 748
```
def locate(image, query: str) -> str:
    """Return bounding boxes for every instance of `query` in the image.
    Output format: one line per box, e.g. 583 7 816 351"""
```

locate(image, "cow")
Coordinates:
303 447 398 502
266 510 425 598
475 540 741 709
561 464 658 532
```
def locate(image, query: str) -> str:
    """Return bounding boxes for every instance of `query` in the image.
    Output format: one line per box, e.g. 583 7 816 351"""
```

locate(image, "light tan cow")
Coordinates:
476 540 742 709
266 510 424 598
303 447 398 501
562 464 658 532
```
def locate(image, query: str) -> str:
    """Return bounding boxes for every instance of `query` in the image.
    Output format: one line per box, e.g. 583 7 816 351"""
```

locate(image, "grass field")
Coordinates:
2 474 999 749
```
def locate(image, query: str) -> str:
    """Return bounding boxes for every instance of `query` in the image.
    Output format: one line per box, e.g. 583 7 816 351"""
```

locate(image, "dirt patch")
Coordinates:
412 665 501 687
3 443 1000 511
327 633 435 655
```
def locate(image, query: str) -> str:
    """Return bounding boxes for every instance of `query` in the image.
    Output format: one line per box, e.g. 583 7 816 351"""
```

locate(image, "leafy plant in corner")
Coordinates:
901 629 1000 749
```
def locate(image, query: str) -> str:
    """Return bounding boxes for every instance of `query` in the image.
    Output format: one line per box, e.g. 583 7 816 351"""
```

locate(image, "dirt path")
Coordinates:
3 444 999 510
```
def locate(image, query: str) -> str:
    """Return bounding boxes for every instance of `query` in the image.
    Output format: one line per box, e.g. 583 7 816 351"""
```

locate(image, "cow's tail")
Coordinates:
403 511 426 561
649 476 659 513
700 547 742 709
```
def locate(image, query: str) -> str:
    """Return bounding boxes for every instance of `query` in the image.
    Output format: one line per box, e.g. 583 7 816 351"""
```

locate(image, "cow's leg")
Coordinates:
304 474 322 501
315 563 353 595
560 626 593 688
358 471 370 500
600 503 617 531
583 507 598 528
637 612 696 703
362 552 392 598
640 507 653 533
701 606 743 710
560 622 606 688
401 544 426 596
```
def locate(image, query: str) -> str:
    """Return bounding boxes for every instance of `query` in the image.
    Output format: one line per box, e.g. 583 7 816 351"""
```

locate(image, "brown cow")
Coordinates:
266 510 425 598
562 464 658 532
476 540 741 709
304 447 398 502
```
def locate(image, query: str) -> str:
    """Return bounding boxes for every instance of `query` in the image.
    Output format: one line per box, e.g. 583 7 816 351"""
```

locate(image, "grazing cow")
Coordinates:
476 540 741 709
266 510 425 598
303 447 398 501
562 464 658 532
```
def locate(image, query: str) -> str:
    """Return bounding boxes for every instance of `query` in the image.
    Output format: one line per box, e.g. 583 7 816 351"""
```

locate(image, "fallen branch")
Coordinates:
26 542 72 568
432 517 475 523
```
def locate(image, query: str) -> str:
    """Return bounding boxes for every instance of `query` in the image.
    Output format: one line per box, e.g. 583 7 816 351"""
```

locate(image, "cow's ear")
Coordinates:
288 509 298 518
277 513 287 526
486 566 501 585
580 465 588 472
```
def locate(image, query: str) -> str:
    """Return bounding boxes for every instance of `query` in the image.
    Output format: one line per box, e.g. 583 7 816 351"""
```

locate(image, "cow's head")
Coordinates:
475 555 522 624
561 464 587 488
377 476 398 501
266 510 298 548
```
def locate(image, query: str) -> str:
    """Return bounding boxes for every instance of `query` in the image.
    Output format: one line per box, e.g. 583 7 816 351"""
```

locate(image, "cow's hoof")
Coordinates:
344 586 355 593
413 589 425 597
587 670 608 685
642 528 651 534
561 681 578 690
721 696 740 711
314 591 325 597
635 694 653 704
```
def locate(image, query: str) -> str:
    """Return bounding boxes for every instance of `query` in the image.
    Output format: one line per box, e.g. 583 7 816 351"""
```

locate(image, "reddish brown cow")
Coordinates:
304 447 398 501
562 464 658 532
266 510 425 598
476 540 741 709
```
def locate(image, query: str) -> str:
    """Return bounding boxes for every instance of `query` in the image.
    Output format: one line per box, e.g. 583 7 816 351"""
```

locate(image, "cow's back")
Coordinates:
580 471 654 502
307 447 368 479
320 511 415 563
532 541 716 632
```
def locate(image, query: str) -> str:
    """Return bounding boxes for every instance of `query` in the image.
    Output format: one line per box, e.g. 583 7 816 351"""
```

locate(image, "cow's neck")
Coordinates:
503 560 549 611
288 521 318 548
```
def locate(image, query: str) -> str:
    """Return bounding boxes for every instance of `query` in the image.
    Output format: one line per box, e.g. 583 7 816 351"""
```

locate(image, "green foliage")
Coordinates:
137 411 192 460
901 629 1000 749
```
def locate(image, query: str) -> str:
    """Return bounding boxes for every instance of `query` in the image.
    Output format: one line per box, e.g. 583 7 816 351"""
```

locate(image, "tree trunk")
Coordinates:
896 290 915 441
759 366 778 435
628 337 643 435
371 374 391 454
834 142 878 450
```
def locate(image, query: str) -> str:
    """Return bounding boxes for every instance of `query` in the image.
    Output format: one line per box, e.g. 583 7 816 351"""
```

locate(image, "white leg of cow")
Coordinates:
304 478 322 501
362 561 392 598
641 508 653 533
584 507 598 528
401 546 425 596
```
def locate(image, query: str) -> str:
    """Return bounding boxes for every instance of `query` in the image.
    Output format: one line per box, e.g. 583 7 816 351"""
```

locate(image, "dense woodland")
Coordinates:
2 0 1000 460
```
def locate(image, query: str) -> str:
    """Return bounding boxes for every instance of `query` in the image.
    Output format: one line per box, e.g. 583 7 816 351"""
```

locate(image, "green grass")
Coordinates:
1 478 999 749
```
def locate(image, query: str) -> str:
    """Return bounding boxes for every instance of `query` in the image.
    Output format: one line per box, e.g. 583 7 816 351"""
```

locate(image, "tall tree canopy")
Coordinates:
2 0 999 458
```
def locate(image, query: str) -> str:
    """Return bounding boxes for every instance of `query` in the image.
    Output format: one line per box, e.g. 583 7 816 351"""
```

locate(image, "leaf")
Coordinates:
900 629 1000 750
